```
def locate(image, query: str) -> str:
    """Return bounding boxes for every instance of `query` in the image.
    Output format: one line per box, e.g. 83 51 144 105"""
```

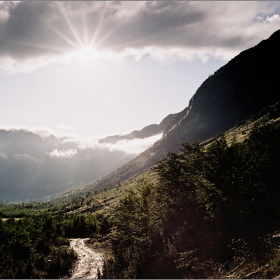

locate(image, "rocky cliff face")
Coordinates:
93 29 280 190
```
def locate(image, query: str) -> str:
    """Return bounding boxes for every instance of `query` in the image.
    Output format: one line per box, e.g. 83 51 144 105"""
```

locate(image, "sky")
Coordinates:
1 1 280 139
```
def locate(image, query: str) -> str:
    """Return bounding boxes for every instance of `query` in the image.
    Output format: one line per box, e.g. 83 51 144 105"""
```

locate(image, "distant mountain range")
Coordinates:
0 113 174 202
0 130 124 201
92 29 280 191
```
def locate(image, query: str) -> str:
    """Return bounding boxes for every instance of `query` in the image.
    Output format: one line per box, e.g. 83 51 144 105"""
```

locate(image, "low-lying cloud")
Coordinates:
0 125 160 201
0 125 163 155
63 133 163 155
48 148 77 158
101 134 163 154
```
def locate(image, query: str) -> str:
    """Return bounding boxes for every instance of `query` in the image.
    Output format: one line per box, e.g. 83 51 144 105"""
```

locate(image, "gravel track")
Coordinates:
70 238 104 279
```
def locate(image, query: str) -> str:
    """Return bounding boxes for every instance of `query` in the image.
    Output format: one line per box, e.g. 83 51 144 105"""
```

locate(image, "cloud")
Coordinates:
102 133 163 154
79 133 163 154
0 2 279 72
55 122 74 132
0 151 8 160
62 133 163 154
13 153 41 162
0 125 162 155
265 14 280 23
48 148 77 158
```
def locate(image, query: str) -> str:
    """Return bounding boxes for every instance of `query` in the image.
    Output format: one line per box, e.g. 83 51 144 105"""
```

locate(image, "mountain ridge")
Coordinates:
98 111 180 143
91 29 280 191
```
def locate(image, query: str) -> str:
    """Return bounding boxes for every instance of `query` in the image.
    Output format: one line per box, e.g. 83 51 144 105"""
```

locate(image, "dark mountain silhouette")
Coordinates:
93 29 280 190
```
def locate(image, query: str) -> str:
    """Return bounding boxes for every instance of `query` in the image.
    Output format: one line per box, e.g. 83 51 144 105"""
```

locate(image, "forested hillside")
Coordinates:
101 116 280 278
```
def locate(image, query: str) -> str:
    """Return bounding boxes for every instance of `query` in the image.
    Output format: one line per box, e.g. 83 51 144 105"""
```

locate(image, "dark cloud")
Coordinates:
0 1 279 71
101 1 206 49
0 2 54 57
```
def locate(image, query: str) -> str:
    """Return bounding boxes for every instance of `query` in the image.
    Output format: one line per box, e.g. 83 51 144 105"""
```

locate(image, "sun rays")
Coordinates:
0 1 161 74
0 2 158 72
6 2 120 66
49 2 117 63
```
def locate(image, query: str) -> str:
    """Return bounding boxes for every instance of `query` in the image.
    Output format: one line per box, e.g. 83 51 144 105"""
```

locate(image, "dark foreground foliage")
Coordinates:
0 212 110 278
101 120 280 278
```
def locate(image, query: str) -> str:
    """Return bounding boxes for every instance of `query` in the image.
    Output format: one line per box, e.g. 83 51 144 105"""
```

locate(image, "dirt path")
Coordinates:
70 238 104 279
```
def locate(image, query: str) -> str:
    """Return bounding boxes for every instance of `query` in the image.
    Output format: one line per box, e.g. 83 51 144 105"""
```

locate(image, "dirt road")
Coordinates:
70 238 104 279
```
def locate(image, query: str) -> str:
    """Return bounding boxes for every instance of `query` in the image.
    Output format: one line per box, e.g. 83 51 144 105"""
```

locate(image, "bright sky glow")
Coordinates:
74 47 98 62
1 1 280 137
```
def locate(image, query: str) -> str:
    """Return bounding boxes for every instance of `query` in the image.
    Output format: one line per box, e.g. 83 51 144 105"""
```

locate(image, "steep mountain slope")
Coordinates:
92 29 280 190
162 29 280 150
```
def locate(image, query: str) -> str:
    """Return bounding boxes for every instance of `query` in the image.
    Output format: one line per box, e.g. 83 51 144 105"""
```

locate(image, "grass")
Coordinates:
91 169 158 217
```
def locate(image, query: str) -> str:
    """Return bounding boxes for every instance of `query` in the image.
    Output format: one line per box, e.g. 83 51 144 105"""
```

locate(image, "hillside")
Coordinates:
102 112 280 278
91 29 280 191
1 96 280 279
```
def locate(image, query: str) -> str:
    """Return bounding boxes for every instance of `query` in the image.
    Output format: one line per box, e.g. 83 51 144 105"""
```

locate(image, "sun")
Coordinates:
73 46 99 63
44 3 122 66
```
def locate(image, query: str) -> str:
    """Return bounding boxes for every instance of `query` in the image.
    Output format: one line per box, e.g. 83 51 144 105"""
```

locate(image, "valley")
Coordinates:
1 97 280 279
1 29 280 279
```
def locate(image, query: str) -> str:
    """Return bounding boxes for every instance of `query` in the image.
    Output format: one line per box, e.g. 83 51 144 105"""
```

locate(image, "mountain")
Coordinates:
0 130 136 202
92 29 280 190
99 113 178 143
0 112 178 202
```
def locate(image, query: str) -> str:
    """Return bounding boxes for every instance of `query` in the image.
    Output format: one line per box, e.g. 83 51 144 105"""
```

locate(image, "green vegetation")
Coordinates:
0 213 110 278
0 191 103 217
1 101 280 279
101 119 280 278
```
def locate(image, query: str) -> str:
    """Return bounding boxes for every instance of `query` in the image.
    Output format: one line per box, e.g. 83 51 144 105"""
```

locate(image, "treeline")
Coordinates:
0 213 110 278
0 193 97 218
61 212 110 238
101 120 280 278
